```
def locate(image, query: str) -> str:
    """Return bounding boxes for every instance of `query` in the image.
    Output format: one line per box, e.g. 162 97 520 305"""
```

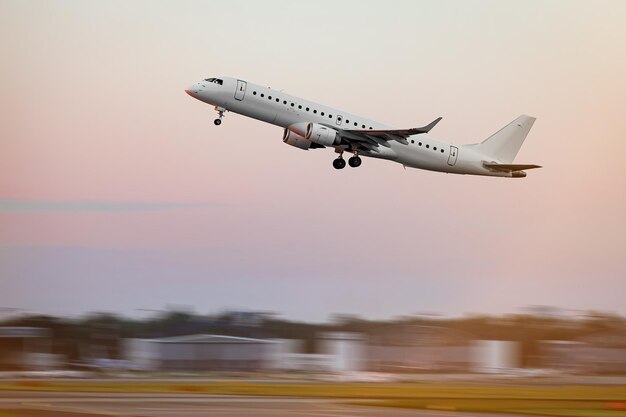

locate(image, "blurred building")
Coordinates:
541 328 626 374
124 332 367 373
319 332 366 372
0 327 59 370
471 340 520 373
366 325 473 372
271 332 366 372
124 334 280 371
122 327 537 374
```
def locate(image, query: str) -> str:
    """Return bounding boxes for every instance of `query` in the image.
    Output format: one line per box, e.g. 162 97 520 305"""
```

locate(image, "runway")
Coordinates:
0 391 518 417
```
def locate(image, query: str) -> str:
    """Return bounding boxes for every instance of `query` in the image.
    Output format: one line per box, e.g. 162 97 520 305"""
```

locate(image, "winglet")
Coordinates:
416 117 442 134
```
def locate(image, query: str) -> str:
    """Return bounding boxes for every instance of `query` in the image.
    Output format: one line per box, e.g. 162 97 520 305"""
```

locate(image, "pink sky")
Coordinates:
1 0 625 320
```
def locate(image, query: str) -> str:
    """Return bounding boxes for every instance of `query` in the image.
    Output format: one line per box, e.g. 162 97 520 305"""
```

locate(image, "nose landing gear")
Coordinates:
214 106 226 126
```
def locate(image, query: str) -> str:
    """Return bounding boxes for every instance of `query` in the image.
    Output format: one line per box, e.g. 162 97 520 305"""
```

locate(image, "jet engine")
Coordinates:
305 123 340 146
286 122 309 137
283 129 314 150
283 129 326 150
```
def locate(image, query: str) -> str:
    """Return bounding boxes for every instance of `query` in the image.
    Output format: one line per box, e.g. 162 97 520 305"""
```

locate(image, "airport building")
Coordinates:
541 328 626 373
124 332 367 373
124 334 280 371
365 325 475 372
273 332 366 372
470 340 520 373
0 327 58 370
123 328 533 374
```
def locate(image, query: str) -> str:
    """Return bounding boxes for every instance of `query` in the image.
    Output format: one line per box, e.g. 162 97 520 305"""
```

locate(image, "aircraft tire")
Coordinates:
348 156 362 168
333 158 346 170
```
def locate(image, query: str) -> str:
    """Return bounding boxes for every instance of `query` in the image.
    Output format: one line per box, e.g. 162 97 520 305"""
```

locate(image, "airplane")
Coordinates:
185 77 541 178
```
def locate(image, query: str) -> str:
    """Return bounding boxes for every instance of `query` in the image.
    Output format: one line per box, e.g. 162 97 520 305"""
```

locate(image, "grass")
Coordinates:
1 381 625 399
350 398 626 417
0 381 624 417
515 410 626 417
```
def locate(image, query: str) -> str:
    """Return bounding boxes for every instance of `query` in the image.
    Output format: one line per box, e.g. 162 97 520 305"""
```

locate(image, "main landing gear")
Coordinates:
214 106 226 126
348 155 362 168
333 157 346 169
333 152 362 170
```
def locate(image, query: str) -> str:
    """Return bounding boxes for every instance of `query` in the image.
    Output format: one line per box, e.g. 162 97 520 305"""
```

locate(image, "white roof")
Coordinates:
144 334 277 344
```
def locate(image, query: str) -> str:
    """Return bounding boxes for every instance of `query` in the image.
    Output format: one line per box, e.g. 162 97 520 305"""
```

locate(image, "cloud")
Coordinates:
0 200 218 213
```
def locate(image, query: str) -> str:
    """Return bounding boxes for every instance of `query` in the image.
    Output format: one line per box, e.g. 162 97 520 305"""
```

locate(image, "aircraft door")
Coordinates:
234 80 247 101
336 115 343 126
447 146 458 166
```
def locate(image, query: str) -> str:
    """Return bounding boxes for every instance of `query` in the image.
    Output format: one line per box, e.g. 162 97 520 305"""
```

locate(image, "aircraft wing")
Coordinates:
341 117 442 142
483 163 542 172
328 117 442 152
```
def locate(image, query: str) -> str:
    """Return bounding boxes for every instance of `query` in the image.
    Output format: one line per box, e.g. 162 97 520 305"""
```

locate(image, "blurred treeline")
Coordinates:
1 310 624 367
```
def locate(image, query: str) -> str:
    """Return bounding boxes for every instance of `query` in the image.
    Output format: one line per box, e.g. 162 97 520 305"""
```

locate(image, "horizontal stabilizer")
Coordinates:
483 163 542 172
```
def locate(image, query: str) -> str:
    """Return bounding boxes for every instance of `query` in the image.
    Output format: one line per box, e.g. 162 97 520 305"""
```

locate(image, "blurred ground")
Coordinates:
0 392 544 417
0 377 625 417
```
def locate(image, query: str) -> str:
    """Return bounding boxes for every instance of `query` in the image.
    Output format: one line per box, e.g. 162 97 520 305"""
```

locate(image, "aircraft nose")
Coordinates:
185 84 200 98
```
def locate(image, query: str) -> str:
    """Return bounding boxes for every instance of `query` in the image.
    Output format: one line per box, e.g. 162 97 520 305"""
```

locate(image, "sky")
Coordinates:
1 0 625 322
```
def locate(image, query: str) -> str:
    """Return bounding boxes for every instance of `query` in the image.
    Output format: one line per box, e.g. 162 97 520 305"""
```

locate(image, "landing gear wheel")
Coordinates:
348 156 362 168
214 106 226 126
333 158 346 170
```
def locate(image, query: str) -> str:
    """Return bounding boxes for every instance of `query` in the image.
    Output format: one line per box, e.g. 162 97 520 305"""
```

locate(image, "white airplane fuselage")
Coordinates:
185 77 538 178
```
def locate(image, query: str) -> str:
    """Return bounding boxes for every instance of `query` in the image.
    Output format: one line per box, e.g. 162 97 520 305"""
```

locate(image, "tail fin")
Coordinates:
475 115 536 163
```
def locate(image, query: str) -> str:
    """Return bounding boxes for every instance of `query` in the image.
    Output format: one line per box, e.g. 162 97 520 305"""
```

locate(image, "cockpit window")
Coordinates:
203 78 223 85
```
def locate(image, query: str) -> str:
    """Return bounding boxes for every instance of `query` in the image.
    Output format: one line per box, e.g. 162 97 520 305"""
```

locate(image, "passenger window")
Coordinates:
313 110 317 114
253 91 257 95
283 100 287 104
261 94 264 97
321 112 325 116
291 103 294 107
362 124 365 128
426 144 430 148
298 105 302 109
268 96 272 100
418 142 422 146
276 98 279 102
411 140 414 144
306 107 309 111
354 122 357 126
346 120 350 123
434 147 437 151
